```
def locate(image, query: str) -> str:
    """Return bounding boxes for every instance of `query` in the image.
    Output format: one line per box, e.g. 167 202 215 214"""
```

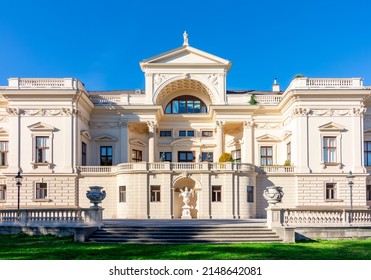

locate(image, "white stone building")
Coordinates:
0 35 371 220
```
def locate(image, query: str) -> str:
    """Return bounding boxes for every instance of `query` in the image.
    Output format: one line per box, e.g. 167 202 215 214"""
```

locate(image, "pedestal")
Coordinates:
181 205 192 219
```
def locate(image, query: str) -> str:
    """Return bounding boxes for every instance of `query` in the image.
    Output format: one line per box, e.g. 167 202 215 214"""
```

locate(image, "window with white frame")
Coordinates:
160 152 172 162
179 130 195 137
325 183 336 200
212 186 222 202
201 130 213 137
323 136 337 163
364 142 371 166
132 149 142 162
0 185 6 200
82 142 87 166
202 152 213 162
100 146 113 166
119 186 126 203
260 146 273 166
0 141 8 166
151 185 161 202
35 183 47 200
36 136 49 163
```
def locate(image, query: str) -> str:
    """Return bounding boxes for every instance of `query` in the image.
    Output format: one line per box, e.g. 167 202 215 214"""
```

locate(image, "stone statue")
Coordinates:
179 187 193 206
183 31 189 46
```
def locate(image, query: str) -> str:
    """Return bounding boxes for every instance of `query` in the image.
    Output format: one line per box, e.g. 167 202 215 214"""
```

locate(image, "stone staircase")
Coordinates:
88 220 282 243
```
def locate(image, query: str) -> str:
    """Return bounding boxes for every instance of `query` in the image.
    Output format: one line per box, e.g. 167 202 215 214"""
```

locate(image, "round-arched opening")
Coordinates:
173 177 200 219
164 95 207 114
155 78 214 108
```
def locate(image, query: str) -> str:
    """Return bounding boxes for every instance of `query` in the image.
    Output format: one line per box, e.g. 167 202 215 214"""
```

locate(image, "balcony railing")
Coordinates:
0 208 103 227
288 77 363 90
254 95 282 105
77 163 295 174
7 78 85 90
267 208 371 227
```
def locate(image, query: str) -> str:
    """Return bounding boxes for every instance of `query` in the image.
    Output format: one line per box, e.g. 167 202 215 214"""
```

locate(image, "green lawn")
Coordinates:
0 234 370 260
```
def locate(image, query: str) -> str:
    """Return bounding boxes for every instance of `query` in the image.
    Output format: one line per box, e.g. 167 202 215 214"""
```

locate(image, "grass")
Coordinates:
0 234 370 260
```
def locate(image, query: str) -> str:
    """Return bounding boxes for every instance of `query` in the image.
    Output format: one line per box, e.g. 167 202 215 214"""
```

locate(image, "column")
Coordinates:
352 107 366 173
242 120 254 164
215 121 224 161
295 108 311 173
120 119 129 163
147 121 157 163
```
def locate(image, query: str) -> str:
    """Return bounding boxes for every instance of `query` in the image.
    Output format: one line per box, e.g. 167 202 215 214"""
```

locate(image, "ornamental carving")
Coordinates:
0 115 9 122
243 121 255 128
292 107 310 117
353 107 366 116
19 108 78 117
147 120 157 130
215 121 224 129
255 123 282 129
208 74 218 86
6 108 20 116
154 74 168 86
91 122 120 129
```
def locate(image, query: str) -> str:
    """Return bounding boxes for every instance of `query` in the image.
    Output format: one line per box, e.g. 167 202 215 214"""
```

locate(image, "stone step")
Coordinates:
88 223 282 243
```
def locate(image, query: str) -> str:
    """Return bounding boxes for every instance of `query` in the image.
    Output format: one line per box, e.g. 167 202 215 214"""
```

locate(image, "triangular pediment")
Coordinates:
140 45 231 70
318 122 345 131
94 134 118 142
0 127 8 137
129 138 147 147
27 122 55 132
281 130 292 141
256 134 281 142
80 130 91 140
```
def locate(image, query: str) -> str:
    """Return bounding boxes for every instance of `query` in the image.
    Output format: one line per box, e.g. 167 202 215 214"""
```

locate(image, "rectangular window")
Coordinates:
178 151 194 162
82 142 87 166
201 131 213 137
151 185 161 202
160 130 172 137
0 185 6 200
36 136 49 163
212 186 222 202
364 142 371 166
119 186 126 203
287 142 291 162
367 185 371 201
179 130 194 137
260 146 273 166
323 137 336 163
247 186 254 202
160 152 172 162
0 141 8 166
100 146 113 166
202 152 213 162
132 149 142 162
325 183 336 200
232 149 241 163
36 183 47 200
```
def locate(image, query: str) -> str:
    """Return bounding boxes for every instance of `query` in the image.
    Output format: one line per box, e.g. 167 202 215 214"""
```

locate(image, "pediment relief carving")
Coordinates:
80 130 91 140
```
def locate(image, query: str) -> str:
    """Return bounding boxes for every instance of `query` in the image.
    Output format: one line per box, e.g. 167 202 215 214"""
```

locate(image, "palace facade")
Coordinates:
1 36 371 219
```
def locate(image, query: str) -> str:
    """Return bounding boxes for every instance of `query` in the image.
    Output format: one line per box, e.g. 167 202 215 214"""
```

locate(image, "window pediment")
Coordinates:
94 134 118 142
81 130 91 140
318 122 345 132
28 122 56 132
256 134 280 142
129 139 147 147
0 127 8 137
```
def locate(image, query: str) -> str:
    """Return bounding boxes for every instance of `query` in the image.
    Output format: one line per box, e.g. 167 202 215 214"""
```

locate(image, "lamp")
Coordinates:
346 171 355 224
15 171 23 210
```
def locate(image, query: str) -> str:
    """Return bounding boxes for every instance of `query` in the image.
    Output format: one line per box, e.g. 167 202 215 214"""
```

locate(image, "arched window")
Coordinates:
165 95 207 114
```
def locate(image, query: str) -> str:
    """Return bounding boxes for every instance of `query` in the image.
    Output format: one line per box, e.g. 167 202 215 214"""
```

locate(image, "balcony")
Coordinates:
77 163 295 174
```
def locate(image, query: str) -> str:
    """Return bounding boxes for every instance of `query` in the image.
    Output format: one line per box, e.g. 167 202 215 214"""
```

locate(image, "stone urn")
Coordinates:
86 186 106 208
263 186 284 206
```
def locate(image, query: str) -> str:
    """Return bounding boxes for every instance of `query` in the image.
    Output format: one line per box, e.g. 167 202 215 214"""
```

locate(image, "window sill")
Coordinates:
31 162 53 169
0 200 5 203
324 199 344 202
32 199 51 202
0 165 8 169
321 162 342 169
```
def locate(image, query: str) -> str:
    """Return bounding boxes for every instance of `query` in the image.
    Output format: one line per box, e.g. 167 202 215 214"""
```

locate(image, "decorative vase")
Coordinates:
86 186 106 208
263 186 284 206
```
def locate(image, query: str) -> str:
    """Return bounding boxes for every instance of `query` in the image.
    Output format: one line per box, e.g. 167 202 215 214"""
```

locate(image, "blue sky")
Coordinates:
1 0 371 91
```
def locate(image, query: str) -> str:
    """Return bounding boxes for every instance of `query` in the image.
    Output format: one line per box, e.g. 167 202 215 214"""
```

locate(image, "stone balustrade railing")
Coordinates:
288 77 363 90
78 163 261 173
254 95 282 105
0 208 103 227
7 78 85 90
90 95 121 104
258 165 295 173
267 208 371 228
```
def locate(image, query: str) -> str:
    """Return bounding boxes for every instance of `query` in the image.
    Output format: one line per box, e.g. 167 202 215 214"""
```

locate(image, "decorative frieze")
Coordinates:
292 107 310 117
91 122 120 129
